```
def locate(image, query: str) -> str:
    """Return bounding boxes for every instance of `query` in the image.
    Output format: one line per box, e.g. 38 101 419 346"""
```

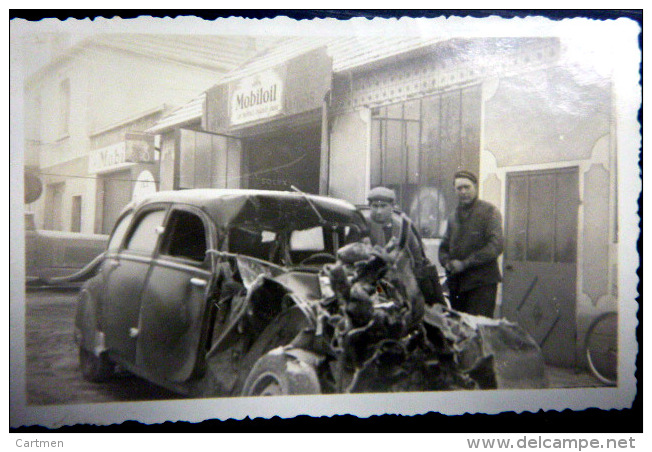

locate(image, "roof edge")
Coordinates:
89 104 168 137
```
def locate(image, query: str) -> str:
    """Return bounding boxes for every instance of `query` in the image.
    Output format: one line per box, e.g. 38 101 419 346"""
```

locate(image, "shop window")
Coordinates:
370 86 481 239
160 210 208 263
126 209 166 255
243 126 320 194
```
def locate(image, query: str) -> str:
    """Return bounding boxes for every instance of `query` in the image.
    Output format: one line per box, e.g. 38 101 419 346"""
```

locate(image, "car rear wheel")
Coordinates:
79 347 115 382
241 350 321 396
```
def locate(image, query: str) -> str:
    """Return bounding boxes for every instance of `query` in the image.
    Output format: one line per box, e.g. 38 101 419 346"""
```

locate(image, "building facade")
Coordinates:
24 34 268 235
162 36 618 368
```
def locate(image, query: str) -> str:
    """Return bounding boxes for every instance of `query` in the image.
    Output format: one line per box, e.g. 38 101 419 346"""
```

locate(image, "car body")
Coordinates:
25 212 109 287
74 188 546 397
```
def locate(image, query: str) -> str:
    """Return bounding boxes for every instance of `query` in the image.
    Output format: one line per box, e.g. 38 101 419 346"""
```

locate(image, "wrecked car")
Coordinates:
74 189 546 397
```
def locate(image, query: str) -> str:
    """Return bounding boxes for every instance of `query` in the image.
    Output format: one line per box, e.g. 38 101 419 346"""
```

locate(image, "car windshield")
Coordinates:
226 221 363 267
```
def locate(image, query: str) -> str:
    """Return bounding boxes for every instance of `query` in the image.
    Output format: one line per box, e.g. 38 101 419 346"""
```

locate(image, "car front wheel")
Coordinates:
241 350 321 396
79 347 115 382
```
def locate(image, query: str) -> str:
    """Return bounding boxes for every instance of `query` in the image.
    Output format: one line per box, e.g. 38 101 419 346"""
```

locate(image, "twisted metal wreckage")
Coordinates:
236 239 547 395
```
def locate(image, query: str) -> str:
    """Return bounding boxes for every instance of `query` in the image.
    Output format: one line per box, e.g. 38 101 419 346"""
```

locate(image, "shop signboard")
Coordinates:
88 142 128 174
125 131 156 163
89 134 156 174
205 46 332 132
230 69 284 125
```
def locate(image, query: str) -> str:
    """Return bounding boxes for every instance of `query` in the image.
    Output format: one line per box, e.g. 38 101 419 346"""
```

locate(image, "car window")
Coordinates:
290 226 325 251
160 210 207 263
125 209 167 254
227 227 272 261
107 211 134 252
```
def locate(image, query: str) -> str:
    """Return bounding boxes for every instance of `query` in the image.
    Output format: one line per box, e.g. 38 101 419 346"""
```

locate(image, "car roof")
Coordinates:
125 189 367 229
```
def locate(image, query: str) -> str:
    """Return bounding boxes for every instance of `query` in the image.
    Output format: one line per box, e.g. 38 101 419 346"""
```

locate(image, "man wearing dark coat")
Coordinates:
439 170 504 317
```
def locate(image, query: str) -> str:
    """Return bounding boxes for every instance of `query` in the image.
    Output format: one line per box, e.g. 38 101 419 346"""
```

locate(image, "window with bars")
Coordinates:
370 85 481 239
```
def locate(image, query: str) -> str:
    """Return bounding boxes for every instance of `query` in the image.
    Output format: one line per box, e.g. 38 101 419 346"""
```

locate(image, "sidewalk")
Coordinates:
545 365 607 388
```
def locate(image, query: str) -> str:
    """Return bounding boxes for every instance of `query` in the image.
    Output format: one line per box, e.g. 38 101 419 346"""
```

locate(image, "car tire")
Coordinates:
241 350 321 396
79 347 115 382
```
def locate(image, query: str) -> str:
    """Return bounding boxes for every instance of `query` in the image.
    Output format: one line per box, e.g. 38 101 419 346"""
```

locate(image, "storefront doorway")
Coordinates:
501 167 579 367
242 124 321 194
101 169 133 234
44 182 65 231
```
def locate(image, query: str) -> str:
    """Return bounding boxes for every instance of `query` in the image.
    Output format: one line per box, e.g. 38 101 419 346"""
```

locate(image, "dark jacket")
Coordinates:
360 207 446 306
439 198 504 292
361 209 426 270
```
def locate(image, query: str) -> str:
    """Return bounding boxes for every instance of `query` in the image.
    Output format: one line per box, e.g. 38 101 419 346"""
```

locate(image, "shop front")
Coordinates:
89 133 158 234
325 37 617 368
203 46 332 195
328 38 559 253
158 36 618 370
39 156 94 234
367 85 481 241
482 65 618 367
241 124 321 193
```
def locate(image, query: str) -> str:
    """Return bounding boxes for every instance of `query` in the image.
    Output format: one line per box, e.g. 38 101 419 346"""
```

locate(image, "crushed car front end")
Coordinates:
238 239 547 396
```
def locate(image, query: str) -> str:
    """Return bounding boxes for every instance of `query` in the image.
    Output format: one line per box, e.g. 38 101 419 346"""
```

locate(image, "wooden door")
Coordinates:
502 167 579 367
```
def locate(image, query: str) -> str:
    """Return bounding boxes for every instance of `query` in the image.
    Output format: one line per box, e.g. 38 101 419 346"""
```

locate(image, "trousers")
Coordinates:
449 283 497 318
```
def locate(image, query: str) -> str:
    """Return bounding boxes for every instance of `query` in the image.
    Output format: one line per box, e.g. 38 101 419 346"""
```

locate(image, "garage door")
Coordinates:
501 167 579 367
102 170 133 234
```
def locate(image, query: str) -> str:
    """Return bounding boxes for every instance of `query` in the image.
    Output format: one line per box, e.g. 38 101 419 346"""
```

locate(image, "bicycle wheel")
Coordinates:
585 312 618 386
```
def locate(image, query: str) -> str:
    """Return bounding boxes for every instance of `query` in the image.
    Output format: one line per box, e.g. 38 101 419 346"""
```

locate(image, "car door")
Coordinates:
101 206 168 367
135 206 216 383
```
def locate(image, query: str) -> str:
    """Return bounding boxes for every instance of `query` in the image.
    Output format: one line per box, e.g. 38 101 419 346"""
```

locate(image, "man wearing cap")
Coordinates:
363 187 446 307
439 170 504 317
364 187 425 269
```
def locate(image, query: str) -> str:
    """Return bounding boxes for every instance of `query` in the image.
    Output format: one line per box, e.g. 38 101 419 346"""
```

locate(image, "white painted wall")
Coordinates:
328 109 370 205
25 41 229 233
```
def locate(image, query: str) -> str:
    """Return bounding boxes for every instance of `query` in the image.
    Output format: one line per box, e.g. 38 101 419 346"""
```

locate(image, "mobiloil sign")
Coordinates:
230 69 284 126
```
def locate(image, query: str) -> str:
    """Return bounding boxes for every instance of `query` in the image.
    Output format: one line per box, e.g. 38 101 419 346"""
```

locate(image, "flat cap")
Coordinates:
367 186 396 203
454 170 478 185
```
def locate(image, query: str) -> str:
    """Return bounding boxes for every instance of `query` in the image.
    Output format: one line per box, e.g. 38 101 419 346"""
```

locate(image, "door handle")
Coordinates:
190 277 207 287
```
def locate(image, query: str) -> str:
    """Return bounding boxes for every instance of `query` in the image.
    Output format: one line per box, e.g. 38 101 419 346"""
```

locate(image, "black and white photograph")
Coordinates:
9 11 641 432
